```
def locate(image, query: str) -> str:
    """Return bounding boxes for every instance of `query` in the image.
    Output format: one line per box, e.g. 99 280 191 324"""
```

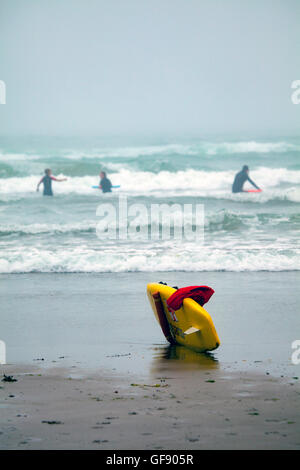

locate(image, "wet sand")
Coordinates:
1 271 300 375
0 271 299 449
0 363 299 450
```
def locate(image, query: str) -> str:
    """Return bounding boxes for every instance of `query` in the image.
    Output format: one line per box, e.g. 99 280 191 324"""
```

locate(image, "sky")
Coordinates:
0 0 299 137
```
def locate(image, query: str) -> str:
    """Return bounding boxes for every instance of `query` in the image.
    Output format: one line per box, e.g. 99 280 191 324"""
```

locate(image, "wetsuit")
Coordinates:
232 170 259 193
41 175 55 196
100 177 112 193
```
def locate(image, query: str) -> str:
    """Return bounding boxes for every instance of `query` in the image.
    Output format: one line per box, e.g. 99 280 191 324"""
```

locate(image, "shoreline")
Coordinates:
1 271 299 377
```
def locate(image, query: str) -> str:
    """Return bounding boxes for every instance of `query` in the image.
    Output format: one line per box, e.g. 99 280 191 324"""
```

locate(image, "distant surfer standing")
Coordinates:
98 171 112 193
36 169 67 196
232 165 260 193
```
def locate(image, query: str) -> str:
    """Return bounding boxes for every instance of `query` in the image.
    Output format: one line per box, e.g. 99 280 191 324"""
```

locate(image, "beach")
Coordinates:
1 272 299 450
1 0 300 454
1 361 299 450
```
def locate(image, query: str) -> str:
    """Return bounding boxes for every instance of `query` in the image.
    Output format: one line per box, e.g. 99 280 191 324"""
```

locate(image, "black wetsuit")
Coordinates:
42 175 53 196
232 170 259 193
100 177 112 193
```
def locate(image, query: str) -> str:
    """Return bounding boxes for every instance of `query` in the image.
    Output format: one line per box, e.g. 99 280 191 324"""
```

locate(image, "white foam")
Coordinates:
0 242 299 273
204 141 300 155
0 151 41 161
0 221 96 235
285 187 300 203
0 168 299 200
62 143 196 160
2 140 298 163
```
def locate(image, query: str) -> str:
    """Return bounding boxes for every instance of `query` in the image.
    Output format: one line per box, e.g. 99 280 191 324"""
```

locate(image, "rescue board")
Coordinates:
147 283 220 353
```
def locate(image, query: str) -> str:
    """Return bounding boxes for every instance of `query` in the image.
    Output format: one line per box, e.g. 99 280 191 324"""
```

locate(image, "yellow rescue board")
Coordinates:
147 283 220 353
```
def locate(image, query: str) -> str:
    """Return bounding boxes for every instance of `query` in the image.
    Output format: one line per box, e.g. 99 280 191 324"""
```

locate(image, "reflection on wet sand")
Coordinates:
150 344 219 376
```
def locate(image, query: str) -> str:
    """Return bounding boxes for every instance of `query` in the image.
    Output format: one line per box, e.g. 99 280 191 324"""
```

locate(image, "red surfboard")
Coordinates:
245 189 262 193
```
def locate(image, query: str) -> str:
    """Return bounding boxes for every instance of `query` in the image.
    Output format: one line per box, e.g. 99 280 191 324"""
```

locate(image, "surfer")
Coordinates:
99 171 112 193
36 169 67 196
232 165 260 193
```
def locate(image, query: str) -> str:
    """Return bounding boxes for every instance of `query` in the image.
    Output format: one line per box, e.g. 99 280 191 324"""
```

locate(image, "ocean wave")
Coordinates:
1 140 299 168
0 152 41 161
0 221 96 236
0 212 249 237
1 210 297 237
64 144 195 159
1 139 300 179
0 244 299 273
202 141 300 155
2 140 298 159
0 169 300 202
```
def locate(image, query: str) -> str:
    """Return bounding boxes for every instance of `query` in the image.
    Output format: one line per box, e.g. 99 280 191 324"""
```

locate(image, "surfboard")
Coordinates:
245 189 262 193
91 185 120 189
147 283 220 353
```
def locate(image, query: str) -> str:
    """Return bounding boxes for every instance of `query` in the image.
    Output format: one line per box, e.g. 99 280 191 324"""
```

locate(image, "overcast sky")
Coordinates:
0 0 299 137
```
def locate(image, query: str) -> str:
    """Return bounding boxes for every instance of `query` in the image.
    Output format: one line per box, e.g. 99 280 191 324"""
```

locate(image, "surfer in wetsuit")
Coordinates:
36 169 67 196
232 165 260 193
99 171 112 193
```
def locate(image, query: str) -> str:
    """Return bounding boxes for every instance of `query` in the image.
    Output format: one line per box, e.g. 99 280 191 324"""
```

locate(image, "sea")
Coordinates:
0 135 299 273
